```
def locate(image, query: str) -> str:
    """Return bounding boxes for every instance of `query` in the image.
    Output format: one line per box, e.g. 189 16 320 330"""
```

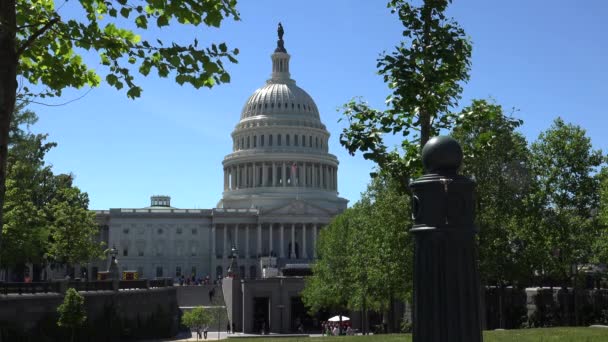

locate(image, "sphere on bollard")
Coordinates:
421 136 463 174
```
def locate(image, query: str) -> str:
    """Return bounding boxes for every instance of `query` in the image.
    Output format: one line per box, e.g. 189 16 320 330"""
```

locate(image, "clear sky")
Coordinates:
28 0 608 210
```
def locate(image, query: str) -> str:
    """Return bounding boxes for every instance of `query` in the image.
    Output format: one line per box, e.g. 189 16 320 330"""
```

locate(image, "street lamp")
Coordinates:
227 245 238 278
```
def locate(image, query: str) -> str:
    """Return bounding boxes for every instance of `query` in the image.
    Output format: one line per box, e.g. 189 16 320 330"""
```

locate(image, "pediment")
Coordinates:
262 200 334 217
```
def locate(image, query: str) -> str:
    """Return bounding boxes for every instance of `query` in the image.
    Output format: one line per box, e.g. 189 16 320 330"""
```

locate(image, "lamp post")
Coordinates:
409 136 482 342
227 245 238 278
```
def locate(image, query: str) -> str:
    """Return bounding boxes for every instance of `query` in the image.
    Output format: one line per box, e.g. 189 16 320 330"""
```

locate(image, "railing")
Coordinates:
119 280 147 290
0 278 173 295
149 278 173 288
0 281 60 295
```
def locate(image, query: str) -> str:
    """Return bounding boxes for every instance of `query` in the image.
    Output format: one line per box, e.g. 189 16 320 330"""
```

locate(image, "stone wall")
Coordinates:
0 285 179 341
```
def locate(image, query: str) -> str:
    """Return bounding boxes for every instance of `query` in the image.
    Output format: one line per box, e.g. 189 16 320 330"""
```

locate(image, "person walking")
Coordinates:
203 325 208 340
227 320 231 334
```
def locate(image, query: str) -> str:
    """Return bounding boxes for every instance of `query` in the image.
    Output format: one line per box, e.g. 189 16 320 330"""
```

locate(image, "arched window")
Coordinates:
315 137 319 148
309 136 313 147
302 135 306 147
278 134 282 146
269 135 273 146
253 135 257 147
286 135 290 146
294 135 298 146
261 135 265 146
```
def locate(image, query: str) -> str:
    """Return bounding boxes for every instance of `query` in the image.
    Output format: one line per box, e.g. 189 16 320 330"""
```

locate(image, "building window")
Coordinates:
309 136 313 147
191 266 197 277
137 266 144 277
157 228 163 235
269 135 273 146
294 135 298 146
123 228 129 234
192 228 197 235
177 227 182 235
138 250 144 257
191 245 197 256
156 266 163 278
175 266 182 277
250 266 257 279
253 135 257 147
286 134 290 146
278 134 282 146
316 137 319 148
123 248 128 257
261 135 265 146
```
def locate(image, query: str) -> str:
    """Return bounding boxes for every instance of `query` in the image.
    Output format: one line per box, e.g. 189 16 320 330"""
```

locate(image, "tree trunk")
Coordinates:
0 0 17 266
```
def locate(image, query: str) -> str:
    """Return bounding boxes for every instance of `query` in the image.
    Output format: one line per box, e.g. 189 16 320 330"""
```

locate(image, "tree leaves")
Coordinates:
339 0 471 189
14 0 241 100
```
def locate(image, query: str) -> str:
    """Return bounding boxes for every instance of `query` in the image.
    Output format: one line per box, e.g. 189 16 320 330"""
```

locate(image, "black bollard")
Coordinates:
410 136 483 342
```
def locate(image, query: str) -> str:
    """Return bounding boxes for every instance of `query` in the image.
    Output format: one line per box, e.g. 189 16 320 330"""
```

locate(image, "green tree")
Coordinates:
528 118 605 325
339 0 471 189
0 0 240 260
303 174 412 332
450 99 533 327
45 185 104 274
57 287 87 342
182 306 212 341
2 105 104 278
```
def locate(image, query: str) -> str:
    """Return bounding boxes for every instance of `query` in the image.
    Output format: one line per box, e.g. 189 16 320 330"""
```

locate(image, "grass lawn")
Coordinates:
228 327 608 341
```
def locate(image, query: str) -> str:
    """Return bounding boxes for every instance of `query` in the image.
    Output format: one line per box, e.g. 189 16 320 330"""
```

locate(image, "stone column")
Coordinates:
245 225 250 259
269 224 274 255
212 224 216 259
223 224 228 261
290 224 296 259
280 224 285 258
302 224 308 259
257 224 262 256
236 166 240 189
313 224 318 258
282 162 286 187
335 168 338 191
234 224 239 250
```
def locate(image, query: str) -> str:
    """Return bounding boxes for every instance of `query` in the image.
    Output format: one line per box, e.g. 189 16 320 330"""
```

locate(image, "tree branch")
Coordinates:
16 16 60 58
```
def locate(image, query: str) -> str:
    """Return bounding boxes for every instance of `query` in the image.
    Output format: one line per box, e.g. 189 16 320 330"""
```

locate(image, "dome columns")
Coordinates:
223 160 339 192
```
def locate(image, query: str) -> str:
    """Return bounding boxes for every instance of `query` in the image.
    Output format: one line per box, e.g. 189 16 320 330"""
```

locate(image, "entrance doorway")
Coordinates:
290 296 314 332
253 297 270 334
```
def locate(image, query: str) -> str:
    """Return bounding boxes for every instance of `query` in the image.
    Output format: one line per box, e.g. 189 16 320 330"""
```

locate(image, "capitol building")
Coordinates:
95 26 347 330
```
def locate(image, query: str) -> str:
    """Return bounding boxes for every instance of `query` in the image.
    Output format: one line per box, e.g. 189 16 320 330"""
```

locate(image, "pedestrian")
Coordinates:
227 320 231 334
203 325 208 340
196 326 202 340
232 322 236 334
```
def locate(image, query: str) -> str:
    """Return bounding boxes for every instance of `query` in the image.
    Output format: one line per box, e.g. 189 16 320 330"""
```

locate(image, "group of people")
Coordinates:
177 274 213 286
194 326 209 340
322 321 354 336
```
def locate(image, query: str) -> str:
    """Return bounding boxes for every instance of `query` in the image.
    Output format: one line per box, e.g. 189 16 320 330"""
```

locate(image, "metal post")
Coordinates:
409 136 482 342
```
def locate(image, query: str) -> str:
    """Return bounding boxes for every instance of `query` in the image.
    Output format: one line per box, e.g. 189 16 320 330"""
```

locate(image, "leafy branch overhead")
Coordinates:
339 0 471 184
15 0 240 99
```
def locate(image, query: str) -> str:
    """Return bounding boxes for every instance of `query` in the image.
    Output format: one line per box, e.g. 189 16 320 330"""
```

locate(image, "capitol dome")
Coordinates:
219 24 347 213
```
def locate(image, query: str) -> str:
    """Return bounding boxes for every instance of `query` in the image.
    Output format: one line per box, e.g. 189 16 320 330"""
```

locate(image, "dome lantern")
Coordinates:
271 22 291 82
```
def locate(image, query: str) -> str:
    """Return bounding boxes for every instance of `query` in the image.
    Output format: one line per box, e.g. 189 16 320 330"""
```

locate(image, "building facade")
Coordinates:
94 27 347 294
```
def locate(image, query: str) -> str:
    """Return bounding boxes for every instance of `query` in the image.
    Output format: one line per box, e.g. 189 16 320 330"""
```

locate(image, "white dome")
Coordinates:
240 80 320 120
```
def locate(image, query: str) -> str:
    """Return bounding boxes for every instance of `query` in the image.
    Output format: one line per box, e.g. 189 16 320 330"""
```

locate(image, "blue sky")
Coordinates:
28 0 608 210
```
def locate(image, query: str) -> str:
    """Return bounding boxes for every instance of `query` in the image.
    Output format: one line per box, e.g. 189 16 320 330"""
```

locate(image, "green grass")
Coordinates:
228 327 608 342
